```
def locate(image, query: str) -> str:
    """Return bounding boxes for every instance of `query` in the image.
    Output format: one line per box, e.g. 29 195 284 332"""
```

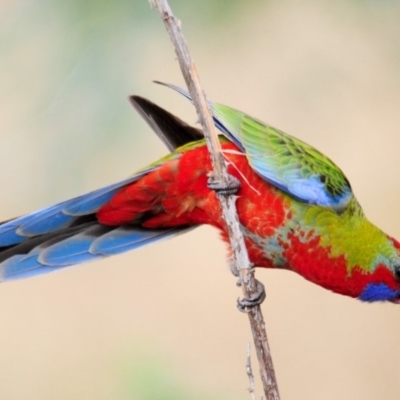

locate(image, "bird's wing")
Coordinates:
158 82 353 212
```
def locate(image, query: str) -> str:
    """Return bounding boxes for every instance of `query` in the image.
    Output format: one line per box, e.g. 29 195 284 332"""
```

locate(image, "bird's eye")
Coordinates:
394 265 400 281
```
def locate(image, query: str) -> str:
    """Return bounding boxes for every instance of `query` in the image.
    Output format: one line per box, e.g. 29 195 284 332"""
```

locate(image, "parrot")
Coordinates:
0 83 400 304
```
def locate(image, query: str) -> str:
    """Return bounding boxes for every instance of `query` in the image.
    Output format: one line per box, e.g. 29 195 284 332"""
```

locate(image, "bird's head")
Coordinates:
356 236 400 303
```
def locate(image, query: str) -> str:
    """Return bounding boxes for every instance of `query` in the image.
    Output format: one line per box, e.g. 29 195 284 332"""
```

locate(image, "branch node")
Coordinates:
207 174 241 196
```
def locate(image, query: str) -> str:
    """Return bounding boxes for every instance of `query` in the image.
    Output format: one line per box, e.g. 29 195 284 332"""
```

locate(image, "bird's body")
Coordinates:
97 138 400 302
1 88 400 303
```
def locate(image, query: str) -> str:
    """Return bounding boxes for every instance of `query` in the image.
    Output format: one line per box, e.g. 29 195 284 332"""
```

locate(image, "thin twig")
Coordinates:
246 343 257 400
148 1 280 399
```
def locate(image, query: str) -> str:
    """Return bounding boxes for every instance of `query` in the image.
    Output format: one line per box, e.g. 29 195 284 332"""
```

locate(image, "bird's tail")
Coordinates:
0 94 203 282
0 175 193 282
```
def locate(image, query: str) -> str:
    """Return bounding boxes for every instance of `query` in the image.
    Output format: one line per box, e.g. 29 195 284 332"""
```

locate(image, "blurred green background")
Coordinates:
1 0 400 399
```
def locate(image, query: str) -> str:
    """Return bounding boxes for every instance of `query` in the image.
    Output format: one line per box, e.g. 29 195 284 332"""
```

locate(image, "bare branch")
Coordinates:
148 1 280 399
246 343 257 400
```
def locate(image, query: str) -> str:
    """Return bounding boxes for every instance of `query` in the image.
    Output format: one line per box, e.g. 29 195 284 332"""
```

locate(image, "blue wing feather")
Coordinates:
0 226 193 281
91 226 191 256
38 227 105 267
18 207 75 237
0 255 60 281
0 171 153 246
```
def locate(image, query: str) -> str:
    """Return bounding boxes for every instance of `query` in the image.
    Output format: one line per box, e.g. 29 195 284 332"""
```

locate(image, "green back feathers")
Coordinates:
211 103 353 213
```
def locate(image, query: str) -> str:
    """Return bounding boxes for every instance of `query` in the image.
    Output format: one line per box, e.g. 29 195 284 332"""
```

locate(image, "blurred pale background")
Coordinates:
1 0 400 399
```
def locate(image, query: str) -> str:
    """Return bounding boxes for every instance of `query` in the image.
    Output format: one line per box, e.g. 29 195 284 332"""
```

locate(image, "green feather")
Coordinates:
211 103 353 212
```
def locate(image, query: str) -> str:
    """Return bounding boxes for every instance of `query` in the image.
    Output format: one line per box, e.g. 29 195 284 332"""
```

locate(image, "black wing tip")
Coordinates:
128 93 203 151
129 95 152 110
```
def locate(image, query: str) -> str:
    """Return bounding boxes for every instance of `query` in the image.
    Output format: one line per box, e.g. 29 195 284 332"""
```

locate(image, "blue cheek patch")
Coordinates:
359 283 399 302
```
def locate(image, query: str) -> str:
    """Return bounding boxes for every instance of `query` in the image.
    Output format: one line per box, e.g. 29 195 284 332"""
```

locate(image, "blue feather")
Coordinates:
0 173 152 247
39 229 105 267
359 283 400 302
19 206 75 237
0 225 193 281
0 254 57 281
0 226 26 246
91 226 191 256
